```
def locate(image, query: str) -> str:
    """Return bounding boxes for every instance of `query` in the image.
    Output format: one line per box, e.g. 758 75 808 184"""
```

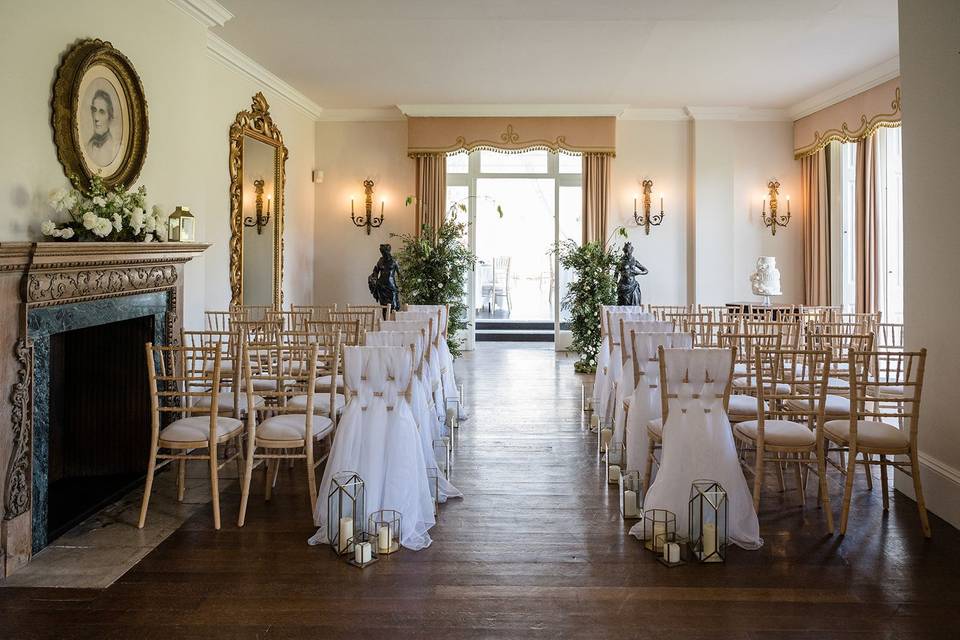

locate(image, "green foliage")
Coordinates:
557 237 620 373
392 208 476 359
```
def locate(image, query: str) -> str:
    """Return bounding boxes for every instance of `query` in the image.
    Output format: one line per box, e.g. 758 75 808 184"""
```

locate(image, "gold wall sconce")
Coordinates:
350 179 385 235
761 179 791 236
633 178 664 235
243 178 271 235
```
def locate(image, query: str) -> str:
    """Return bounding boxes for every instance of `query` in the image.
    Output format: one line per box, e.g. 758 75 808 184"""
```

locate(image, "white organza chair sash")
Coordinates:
365 330 425 371
404 304 448 336
394 312 440 343
594 311 655 416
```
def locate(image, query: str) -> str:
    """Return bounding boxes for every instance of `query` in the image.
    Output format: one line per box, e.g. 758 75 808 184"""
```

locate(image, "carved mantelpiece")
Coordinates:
0 242 209 577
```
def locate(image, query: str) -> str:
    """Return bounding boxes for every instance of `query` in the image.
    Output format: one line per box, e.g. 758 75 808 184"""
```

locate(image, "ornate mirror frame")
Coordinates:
229 92 287 308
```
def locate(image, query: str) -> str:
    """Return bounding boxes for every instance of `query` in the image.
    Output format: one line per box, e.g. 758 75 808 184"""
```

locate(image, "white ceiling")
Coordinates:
213 0 899 113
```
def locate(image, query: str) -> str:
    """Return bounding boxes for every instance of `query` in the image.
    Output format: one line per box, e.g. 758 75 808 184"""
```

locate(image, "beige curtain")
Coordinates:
855 134 880 313
413 153 447 240
801 148 831 305
582 153 611 245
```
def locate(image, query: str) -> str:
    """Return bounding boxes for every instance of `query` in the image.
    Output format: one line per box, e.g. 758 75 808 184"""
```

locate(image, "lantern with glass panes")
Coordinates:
642 508 677 554
167 206 196 242
327 471 365 556
605 442 625 485
689 479 728 563
619 469 642 519
369 509 402 555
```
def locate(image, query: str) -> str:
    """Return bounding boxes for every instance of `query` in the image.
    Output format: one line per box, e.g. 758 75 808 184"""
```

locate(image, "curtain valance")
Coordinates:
793 79 901 159
407 117 616 156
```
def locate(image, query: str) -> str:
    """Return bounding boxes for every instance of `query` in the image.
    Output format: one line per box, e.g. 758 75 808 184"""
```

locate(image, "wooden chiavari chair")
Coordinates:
876 323 904 352
834 311 881 332
745 320 802 350
404 304 451 338
733 347 834 531
697 304 735 323
687 318 737 348
799 306 836 326
331 309 377 334
205 308 245 332
240 304 275 322
140 342 248 530
237 340 340 525
662 312 711 334
718 332 782 429
266 309 312 332
307 319 362 346
290 303 337 322
825 349 929 537
647 304 692 321
181 329 265 419
347 303 392 321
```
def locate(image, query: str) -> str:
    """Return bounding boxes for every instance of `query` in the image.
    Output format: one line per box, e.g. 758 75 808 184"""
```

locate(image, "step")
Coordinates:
476 330 554 342
476 320 554 331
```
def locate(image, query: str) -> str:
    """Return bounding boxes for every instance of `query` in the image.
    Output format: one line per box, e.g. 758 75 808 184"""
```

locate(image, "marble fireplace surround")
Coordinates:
0 241 209 578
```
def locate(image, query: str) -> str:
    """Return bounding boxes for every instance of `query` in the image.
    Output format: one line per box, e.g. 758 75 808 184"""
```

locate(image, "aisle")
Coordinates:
2 343 957 639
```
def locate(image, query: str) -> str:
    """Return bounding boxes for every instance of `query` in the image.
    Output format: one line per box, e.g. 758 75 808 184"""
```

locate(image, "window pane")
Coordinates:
480 149 548 174
558 152 582 174
446 185 468 221
446 151 468 174
558 186 582 324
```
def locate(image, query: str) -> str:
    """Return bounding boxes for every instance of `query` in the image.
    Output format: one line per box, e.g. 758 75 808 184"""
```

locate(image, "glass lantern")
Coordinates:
433 438 451 478
582 381 594 414
642 509 677 553
167 206 196 242
656 531 688 567
619 469 642 520
605 442 625 485
327 471 365 556
368 509 402 555
596 413 613 457
445 399 459 430
427 466 440 516
345 531 379 568
688 479 728 563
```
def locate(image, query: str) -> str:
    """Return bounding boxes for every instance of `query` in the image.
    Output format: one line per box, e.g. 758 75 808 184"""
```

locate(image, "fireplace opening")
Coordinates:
46 315 154 543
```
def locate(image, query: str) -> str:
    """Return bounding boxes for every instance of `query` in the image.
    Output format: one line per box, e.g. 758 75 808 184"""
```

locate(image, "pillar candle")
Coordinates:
338 517 353 554
702 522 717 560
652 521 666 552
600 428 613 449
361 542 372 563
623 490 638 517
354 541 365 564
590 414 599 428
378 525 391 553
608 464 620 484
665 542 681 563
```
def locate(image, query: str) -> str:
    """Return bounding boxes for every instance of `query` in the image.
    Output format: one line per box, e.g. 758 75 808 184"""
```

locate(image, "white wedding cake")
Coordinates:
750 256 782 297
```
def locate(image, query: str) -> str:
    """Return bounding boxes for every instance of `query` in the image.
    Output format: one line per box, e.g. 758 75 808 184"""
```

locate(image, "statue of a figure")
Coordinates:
616 242 648 306
368 243 401 311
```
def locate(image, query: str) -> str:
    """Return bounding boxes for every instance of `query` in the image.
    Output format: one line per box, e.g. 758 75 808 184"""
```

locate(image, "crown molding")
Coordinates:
168 0 233 28
317 108 405 122
206 33 323 121
788 57 900 121
683 106 791 122
618 108 689 121
397 104 629 118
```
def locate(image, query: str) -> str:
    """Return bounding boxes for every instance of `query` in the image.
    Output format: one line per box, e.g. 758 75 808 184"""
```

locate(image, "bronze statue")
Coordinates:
368 243 401 311
616 242 648 306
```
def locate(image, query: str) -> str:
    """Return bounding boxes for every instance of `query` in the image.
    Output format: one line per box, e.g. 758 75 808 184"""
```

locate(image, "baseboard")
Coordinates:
894 451 960 530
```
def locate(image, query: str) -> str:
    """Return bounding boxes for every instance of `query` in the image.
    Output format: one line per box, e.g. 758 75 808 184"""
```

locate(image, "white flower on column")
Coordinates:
41 220 57 236
59 227 75 239
129 207 145 235
92 217 113 237
82 211 98 230
111 213 123 232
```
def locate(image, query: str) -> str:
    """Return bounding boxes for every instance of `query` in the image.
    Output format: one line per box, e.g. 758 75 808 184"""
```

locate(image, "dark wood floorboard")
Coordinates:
2 343 959 639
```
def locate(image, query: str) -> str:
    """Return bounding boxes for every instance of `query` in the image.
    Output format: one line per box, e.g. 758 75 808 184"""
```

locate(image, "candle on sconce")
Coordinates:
786 195 791 214
350 198 355 216
762 198 767 213
381 200 385 216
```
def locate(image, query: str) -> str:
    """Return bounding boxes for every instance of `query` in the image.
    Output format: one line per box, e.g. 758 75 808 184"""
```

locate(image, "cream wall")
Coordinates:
897 0 960 528
313 121 414 304
0 0 316 329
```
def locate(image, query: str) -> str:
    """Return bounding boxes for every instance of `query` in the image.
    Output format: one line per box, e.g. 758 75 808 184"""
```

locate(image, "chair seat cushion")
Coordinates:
728 394 762 416
194 391 265 413
160 416 243 443
203 360 235 376
251 377 295 391
784 394 850 416
316 374 345 387
732 379 790 394
823 419 909 450
827 377 850 390
258 414 334 442
733 362 747 374
646 418 663 438
735 419 815 447
289 393 346 413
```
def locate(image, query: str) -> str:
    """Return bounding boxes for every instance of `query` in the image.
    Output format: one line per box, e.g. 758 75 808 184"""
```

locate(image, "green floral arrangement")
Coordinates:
557 228 626 373
394 201 478 359
42 175 169 242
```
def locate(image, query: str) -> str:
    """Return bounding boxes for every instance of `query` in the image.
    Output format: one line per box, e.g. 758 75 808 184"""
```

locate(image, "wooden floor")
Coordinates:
2 343 959 639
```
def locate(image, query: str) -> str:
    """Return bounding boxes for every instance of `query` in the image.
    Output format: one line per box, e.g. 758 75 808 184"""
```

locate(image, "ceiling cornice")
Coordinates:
397 104 629 118
318 108 406 122
683 106 791 122
618 108 689 121
168 0 233 28
788 56 900 121
206 33 324 121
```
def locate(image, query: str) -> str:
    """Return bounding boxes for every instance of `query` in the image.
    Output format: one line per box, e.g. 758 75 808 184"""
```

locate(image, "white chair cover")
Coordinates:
615 330 692 470
405 304 449 336
310 346 435 550
396 310 466 420
630 348 762 550
381 319 444 418
593 309 653 419
364 330 462 502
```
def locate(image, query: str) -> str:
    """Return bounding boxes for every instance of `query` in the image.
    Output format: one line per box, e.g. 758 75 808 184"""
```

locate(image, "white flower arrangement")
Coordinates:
42 175 170 242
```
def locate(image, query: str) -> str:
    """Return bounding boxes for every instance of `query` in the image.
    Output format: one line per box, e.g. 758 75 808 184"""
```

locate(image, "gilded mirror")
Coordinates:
229 92 287 308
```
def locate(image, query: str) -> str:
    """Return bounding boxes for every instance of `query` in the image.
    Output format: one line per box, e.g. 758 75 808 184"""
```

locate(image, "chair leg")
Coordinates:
238 441 256 527
816 443 834 534
839 444 858 536
909 448 932 538
177 458 186 502
776 452 786 492
862 452 874 490
138 445 158 529
264 458 274 501
209 443 221 530
752 445 765 512
306 443 318 524
793 453 805 507
879 454 889 512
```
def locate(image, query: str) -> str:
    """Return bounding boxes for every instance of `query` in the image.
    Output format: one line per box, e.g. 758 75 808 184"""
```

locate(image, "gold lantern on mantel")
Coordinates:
168 206 196 242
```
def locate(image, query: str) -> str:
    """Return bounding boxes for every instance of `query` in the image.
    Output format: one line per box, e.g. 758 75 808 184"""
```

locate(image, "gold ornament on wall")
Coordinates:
761 179 790 236
633 178 665 235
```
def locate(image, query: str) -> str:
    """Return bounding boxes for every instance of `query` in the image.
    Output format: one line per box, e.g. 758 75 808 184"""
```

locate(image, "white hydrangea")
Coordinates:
58 227 75 240
129 207 145 235
41 220 57 236
111 213 123 232
92 217 113 238
92 195 107 208
82 211 98 230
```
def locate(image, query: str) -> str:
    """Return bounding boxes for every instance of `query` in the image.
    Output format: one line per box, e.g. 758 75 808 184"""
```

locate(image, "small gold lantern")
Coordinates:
168 206 196 242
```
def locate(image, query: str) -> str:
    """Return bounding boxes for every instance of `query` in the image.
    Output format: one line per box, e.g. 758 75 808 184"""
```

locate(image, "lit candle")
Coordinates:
633 195 638 211
659 193 664 212
267 194 272 215
762 198 767 213
380 200 385 216
702 522 717 560
350 198 354 215
623 490 638 517
338 517 353 554
786 195 791 214
378 524 391 553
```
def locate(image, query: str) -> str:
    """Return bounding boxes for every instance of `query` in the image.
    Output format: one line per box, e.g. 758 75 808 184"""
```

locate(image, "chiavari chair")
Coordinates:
876 323 905 352
697 304 735 323
404 304 451 338
140 342 248 530
662 311 711 334
732 347 834 531
331 309 378 333
347 303 392 321
237 340 339 525
307 319 362 346
799 306 836 326
290 303 337 322
205 308 245 332
647 304 692 321
181 329 265 419
824 349 929 537
832 310 881 332
717 332 781 431
266 309 313 332
745 320 802 349
687 318 736 348
239 304 275 322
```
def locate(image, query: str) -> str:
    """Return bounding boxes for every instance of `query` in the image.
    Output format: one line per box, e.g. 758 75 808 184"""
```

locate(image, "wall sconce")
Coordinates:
633 179 664 235
243 178 271 235
761 179 790 236
350 179 384 235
